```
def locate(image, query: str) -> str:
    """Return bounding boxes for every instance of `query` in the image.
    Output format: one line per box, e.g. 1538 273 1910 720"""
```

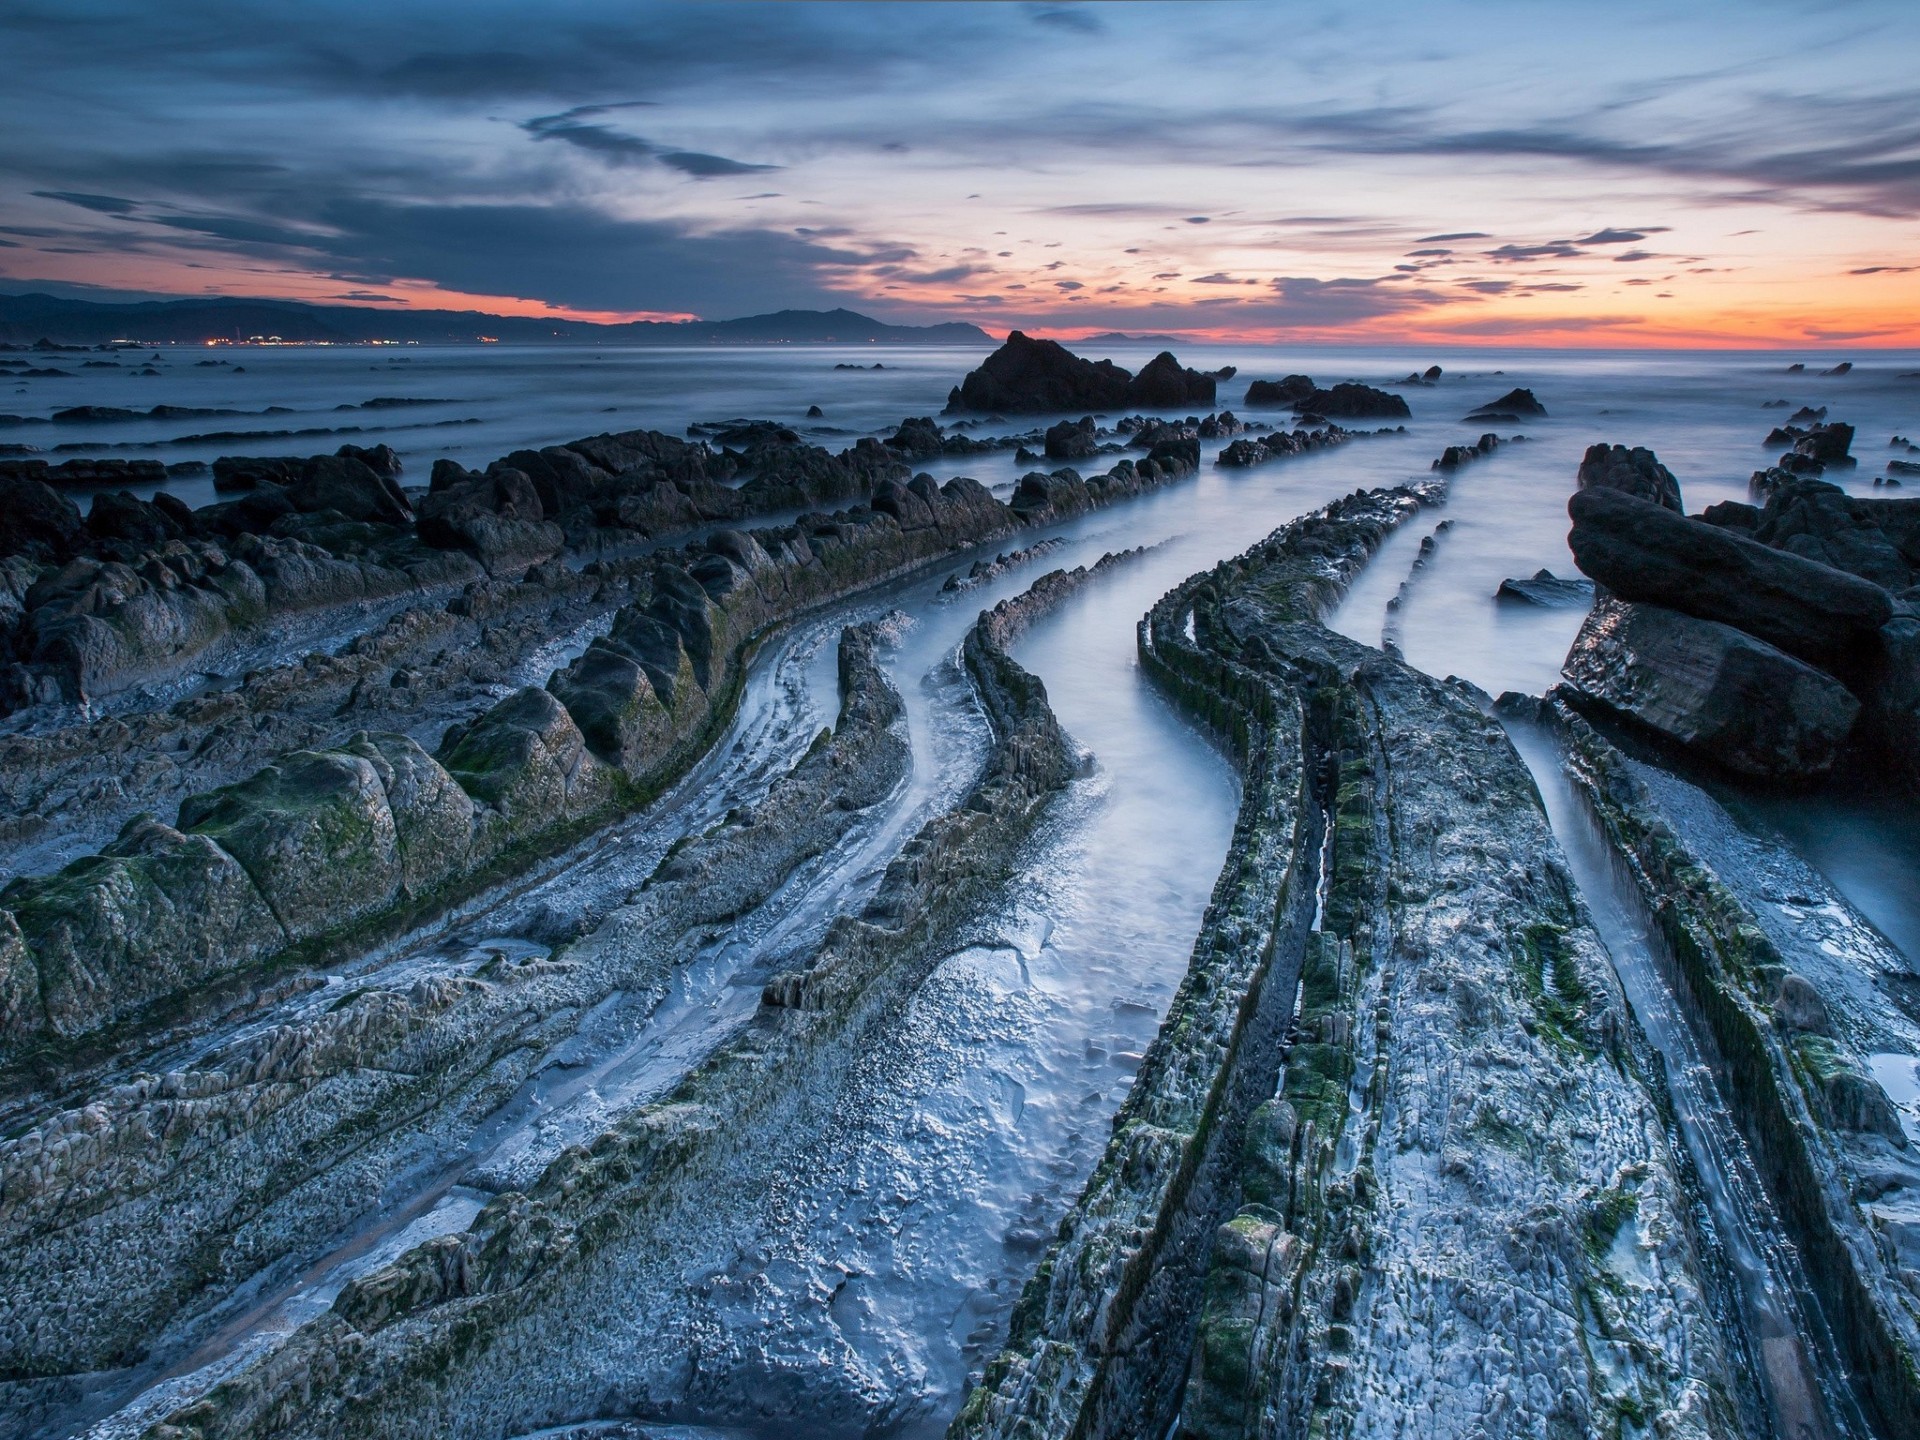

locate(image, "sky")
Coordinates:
2 0 1918 346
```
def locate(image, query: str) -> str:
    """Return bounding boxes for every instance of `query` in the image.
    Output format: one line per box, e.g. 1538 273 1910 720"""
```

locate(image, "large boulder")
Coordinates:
1567 486 1894 675
885 417 944 458
1044 416 1099 461
0 476 84 562
415 466 562 574
547 641 674 776
1293 383 1410 419
1795 421 1855 465
1730 477 1918 592
1125 352 1216 408
1562 599 1860 779
85 490 185 551
1 814 286 1042
1577 444 1682 512
441 686 615 847
176 747 408 940
1244 375 1316 407
285 454 412 526
944 331 1132 413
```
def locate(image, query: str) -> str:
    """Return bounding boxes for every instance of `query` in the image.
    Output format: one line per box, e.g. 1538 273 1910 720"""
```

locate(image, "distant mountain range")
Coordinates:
0 293 998 347
1079 331 1182 345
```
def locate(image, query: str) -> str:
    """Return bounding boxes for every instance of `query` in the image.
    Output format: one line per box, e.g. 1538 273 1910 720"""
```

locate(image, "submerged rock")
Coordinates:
1496 568 1593 607
1465 386 1547 420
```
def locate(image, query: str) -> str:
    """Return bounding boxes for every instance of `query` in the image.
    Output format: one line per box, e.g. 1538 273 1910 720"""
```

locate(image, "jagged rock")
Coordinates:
1562 598 1859 778
1795 422 1856 465
885 416 944 458
944 331 1132 413
85 490 185 551
1125 351 1216 408
1496 569 1593 607
1567 485 1894 674
1466 387 1547 419
175 746 413 938
335 442 403 478
1044 416 1098 460
1577 443 1683 511
1 814 285 1044
0 475 84 562
1719 476 1919 591
1292 382 1410 419
1243 374 1316 407
440 685 614 844
1433 432 1505 470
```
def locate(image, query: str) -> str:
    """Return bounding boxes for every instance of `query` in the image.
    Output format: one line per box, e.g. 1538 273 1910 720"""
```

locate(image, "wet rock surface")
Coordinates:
958 485 1736 1440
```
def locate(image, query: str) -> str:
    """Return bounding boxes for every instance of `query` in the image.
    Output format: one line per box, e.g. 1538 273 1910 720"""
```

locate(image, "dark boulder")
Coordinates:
944 331 1131 413
1244 375 1317 407
1125 351 1216 408
335 442 403 478
1562 598 1859 780
1737 476 1918 591
886 417 945 458
1794 421 1855 465
1577 443 1683 512
0 476 84 562
1466 388 1547 420
1293 383 1410 419
1144 437 1201 474
86 491 184 551
285 454 412 526
1566 485 1894 675
1044 416 1099 461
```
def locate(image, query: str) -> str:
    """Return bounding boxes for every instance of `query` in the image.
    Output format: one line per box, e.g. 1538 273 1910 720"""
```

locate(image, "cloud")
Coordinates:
656 151 780 178
32 190 138 214
1851 264 1917 275
1575 227 1667 244
1418 232 1491 242
1027 4 1102 33
1485 241 1584 262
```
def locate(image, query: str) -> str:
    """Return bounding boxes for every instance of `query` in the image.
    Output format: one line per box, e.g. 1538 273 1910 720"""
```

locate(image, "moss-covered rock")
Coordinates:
178 748 405 939
3 815 284 1041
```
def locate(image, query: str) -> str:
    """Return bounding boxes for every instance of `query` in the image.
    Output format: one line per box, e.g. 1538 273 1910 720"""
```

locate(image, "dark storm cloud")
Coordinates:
32 191 139 215
656 152 780 178
520 105 777 177
1028 4 1101 33
286 202 908 312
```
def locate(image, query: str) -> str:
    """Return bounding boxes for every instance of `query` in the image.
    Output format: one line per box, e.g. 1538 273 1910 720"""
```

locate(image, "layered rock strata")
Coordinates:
956 485 1739 1440
0 621 908 1399
1548 699 1920 1437
128 571 1081 1440
1563 467 1920 788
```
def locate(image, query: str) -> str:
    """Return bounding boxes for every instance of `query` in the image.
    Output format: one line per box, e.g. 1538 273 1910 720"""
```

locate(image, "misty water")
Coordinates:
31 342 1920 1438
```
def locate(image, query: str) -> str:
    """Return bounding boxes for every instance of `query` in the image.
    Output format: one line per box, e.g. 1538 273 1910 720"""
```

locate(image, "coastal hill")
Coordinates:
0 293 998 347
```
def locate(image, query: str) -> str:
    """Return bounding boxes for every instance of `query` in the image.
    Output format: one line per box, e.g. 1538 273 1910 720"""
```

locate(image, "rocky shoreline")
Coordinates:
957 485 1757 1440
